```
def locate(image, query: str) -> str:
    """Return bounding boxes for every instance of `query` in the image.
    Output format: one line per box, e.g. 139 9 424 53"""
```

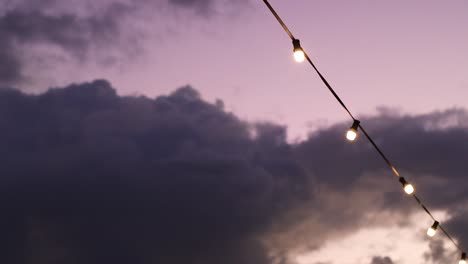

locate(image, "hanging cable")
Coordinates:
261 0 295 40
261 0 356 120
261 0 465 260
358 124 401 177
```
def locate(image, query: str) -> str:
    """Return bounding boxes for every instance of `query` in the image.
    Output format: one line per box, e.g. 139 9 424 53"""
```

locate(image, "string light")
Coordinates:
346 120 360 141
460 253 467 264
292 39 305 63
398 177 414 194
260 0 466 262
427 221 439 237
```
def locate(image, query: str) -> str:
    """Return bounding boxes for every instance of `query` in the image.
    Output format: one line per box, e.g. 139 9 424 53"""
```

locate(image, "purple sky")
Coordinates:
1 1 468 263
9 0 467 139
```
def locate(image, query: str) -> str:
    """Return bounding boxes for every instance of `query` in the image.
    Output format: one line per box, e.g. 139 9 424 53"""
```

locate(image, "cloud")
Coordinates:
0 0 251 86
444 211 468 252
1 80 468 263
168 0 251 16
423 239 457 264
370 256 395 264
0 80 311 263
0 2 131 86
169 0 214 13
0 39 22 84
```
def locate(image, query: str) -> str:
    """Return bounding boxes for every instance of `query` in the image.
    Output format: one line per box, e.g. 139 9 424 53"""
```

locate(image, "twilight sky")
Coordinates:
1 0 468 263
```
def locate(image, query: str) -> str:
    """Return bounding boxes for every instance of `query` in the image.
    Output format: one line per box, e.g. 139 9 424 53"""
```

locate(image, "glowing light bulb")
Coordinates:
346 130 357 141
404 184 414 194
399 177 414 195
294 50 305 62
346 120 360 141
427 221 439 237
460 252 467 264
292 39 305 63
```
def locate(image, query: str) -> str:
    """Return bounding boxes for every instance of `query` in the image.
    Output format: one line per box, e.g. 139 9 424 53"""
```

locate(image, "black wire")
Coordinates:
263 0 357 121
261 0 464 255
261 0 295 40
412 194 464 252
413 194 436 220
358 124 399 176
440 225 464 252
304 53 356 120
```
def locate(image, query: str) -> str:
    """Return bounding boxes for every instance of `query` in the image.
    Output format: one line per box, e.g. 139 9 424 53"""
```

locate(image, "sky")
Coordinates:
1 0 468 263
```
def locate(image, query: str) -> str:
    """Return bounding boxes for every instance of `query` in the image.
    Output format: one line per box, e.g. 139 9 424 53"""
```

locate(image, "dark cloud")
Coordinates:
169 0 213 10
0 0 252 86
297 108 468 205
0 80 310 263
370 256 395 264
168 0 250 15
423 239 457 264
444 211 468 251
0 40 22 83
1 80 468 263
0 3 130 85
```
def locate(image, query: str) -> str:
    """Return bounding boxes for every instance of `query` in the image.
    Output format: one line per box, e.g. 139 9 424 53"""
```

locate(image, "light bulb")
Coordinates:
346 129 357 141
346 120 360 141
294 50 305 62
292 39 305 63
404 184 414 194
427 221 439 237
427 227 436 237
399 177 414 195
460 252 467 264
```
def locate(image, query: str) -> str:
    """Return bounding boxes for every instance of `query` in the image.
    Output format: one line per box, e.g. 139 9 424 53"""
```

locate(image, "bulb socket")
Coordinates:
462 252 467 260
431 221 439 230
292 39 302 52
399 177 408 186
350 120 360 131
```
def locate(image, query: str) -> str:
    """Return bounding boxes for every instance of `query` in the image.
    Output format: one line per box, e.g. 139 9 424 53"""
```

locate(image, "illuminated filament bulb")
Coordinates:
460 252 467 264
292 39 305 63
427 221 439 237
346 120 360 141
399 177 414 195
